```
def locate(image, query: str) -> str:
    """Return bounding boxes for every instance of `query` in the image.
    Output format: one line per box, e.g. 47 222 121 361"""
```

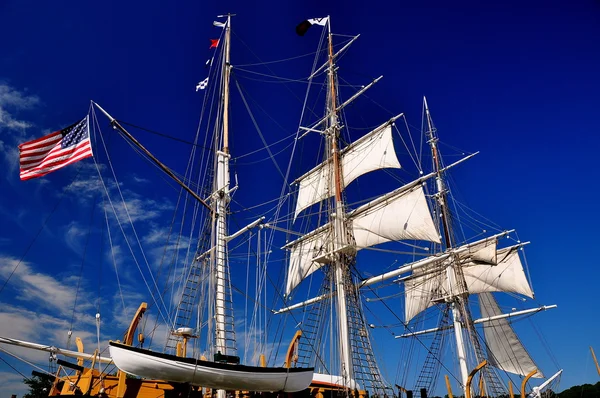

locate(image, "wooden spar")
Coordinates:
508 380 514 398
591 346 600 377
444 375 454 398
478 374 485 397
424 97 452 248
465 360 487 398
75 337 84 367
123 302 147 345
521 368 538 398
92 102 212 213
117 302 148 398
328 29 342 203
285 331 302 368
325 16 353 383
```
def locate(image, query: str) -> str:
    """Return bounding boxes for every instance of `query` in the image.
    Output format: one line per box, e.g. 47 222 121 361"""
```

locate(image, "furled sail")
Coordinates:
478 292 543 378
458 238 497 264
285 183 440 294
294 125 401 218
404 243 534 321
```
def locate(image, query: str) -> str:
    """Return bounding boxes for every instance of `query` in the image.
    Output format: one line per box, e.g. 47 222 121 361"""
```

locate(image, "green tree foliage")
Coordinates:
22 375 52 398
557 381 600 398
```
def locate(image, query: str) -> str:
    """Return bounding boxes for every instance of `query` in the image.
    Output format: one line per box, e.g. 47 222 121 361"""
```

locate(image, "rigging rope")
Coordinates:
235 47 327 67
92 108 173 327
233 76 286 180
0 160 88 297
117 120 212 150
67 190 99 347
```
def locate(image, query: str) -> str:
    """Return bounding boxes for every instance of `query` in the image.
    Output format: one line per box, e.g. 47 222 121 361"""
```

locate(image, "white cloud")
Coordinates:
0 139 20 176
64 175 104 199
0 255 93 317
0 304 98 366
0 371 28 398
0 84 39 133
132 174 151 184
0 84 39 182
64 221 87 254
106 196 172 224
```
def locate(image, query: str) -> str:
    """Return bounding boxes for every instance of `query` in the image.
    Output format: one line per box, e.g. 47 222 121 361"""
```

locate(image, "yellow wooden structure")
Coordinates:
521 368 538 398
45 302 368 398
465 360 487 398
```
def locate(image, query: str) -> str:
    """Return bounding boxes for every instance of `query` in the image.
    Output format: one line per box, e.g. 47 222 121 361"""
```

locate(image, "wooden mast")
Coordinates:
214 11 233 357
222 14 232 154
325 16 353 385
591 346 600 377
214 14 234 398
424 97 470 393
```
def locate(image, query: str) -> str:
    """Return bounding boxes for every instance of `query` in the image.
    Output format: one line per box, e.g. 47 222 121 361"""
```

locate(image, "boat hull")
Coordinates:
109 341 314 392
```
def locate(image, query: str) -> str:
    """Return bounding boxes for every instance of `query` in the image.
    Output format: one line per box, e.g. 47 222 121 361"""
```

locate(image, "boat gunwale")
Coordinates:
109 341 314 374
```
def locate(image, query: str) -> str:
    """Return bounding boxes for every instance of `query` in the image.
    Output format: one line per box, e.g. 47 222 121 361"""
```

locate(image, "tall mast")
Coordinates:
326 17 353 384
222 15 232 155
215 13 233 357
424 97 469 393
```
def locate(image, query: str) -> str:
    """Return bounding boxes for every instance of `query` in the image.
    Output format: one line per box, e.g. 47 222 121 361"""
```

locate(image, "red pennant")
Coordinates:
210 39 219 49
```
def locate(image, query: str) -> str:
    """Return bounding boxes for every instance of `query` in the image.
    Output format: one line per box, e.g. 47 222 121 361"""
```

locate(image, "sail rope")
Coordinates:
528 317 562 369
0 344 118 385
116 120 212 150
162 34 225 353
246 20 328 368
67 189 99 348
95 312 104 388
92 108 172 327
234 47 327 68
233 132 296 160
243 231 252 362
102 191 126 315
362 285 463 386
231 28 325 121
235 68 365 88
0 350 30 379
230 193 292 215
0 162 87 297
233 76 285 180
234 67 315 84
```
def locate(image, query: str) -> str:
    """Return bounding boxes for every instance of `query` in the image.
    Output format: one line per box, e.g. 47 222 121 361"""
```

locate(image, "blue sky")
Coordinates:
0 0 599 396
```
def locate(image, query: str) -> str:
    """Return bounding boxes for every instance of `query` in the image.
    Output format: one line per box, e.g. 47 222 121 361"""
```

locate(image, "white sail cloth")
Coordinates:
285 185 440 294
285 225 333 296
350 185 440 248
294 125 401 218
404 244 534 322
479 292 543 378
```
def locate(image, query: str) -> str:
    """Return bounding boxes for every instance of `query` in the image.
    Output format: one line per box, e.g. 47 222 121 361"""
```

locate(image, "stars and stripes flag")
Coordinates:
18 116 93 181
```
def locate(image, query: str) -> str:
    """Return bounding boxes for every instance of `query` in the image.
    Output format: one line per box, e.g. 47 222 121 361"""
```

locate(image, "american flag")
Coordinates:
19 116 93 181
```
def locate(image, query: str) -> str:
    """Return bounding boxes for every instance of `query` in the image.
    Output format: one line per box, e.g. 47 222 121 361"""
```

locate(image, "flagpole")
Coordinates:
87 113 94 157
92 101 213 213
